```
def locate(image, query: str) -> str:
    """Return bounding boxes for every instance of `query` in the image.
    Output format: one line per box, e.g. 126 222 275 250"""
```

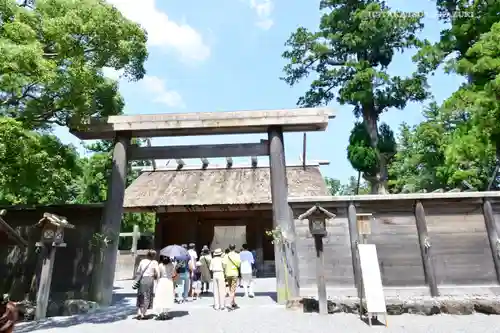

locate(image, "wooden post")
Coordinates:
268 126 299 303
131 224 140 254
96 134 130 306
35 246 56 320
255 220 264 277
154 215 163 252
482 198 500 284
314 235 327 314
414 200 439 297
347 203 362 297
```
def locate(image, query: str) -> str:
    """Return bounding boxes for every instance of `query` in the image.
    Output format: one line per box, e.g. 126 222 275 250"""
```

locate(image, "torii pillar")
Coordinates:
268 126 300 303
94 134 130 305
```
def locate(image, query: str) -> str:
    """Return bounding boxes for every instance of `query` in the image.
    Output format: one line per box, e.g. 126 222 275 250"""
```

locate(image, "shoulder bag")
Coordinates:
132 260 152 290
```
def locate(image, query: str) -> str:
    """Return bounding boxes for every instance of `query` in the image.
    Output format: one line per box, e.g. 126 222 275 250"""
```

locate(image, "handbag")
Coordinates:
132 260 152 290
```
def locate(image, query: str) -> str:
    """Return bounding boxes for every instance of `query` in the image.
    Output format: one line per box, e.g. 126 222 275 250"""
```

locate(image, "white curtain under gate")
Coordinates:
211 226 246 251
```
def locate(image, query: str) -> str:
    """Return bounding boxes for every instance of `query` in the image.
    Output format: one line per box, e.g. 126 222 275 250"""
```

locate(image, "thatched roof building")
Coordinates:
124 165 329 209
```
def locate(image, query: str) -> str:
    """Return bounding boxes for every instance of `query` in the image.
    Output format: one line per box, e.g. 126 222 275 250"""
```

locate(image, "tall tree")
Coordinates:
0 117 81 204
0 0 147 129
281 0 429 194
414 1 500 190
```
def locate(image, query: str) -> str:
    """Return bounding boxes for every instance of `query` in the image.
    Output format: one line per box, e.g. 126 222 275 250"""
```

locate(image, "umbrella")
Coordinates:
160 244 188 258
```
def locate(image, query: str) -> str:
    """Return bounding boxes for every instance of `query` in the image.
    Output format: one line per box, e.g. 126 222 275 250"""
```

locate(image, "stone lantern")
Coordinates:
34 212 74 320
298 204 336 237
297 204 336 315
35 213 74 248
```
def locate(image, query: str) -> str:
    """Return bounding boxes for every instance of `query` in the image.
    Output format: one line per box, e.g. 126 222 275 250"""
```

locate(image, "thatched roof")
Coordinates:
124 166 329 208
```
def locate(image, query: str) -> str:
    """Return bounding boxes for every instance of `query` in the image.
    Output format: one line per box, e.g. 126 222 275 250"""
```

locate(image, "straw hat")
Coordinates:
213 248 223 256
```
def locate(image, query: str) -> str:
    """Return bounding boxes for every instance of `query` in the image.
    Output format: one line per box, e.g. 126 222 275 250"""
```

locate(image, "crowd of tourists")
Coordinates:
134 243 257 320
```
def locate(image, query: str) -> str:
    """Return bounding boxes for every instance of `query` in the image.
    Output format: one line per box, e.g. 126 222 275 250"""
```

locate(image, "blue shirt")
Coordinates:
239 250 254 275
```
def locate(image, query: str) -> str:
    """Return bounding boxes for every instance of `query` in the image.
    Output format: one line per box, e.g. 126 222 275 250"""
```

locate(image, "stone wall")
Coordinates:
291 193 500 295
0 205 103 301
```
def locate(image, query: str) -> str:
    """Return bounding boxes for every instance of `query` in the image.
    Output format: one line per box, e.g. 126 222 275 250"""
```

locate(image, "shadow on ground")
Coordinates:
15 294 135 332
235 291 277 302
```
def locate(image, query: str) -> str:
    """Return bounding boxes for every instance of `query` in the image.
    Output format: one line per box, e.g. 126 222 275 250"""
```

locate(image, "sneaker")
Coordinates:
231 303 239 309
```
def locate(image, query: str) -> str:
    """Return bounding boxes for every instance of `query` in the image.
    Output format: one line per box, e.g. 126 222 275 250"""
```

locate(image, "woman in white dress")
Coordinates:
154 255 176 320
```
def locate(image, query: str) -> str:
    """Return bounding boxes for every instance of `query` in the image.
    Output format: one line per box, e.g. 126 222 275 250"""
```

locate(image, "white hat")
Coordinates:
196 261 202 267
213 248 223 256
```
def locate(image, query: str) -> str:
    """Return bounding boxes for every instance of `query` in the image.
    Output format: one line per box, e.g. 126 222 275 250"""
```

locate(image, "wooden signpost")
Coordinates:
355 213 388 327
34 213 74 320
298 204 336 315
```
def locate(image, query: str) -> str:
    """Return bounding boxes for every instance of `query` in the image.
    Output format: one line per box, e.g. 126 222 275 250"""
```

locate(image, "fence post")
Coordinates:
347 202 362 297
414 200 439 296
482 198 500 284
131 224 140 255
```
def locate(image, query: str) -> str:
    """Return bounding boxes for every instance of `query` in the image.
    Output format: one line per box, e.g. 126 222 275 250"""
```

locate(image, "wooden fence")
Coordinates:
288 192 500 296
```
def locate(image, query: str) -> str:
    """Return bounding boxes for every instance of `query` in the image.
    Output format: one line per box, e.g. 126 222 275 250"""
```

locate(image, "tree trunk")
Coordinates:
362 111 388 194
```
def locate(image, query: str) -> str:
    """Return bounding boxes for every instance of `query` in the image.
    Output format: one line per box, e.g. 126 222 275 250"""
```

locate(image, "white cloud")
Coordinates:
249 0 274 30
102 69 184 108
140 76 185 108
106 0 210 62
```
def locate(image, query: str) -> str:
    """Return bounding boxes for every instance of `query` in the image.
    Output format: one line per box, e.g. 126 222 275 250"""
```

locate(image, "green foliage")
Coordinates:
0 117 81 204
415 0 500 75
347 122 378 175
324 176 370 195
0 0 147 129
324 177 341 195
281 0 429 193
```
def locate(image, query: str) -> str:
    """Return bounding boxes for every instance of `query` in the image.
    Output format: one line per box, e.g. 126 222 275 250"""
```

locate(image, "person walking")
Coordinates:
209 248 226 310
135 250 159 319
222 244 241 309
174 253 191 303
154 255 175 320
239 244 255 297
187 243 198 297
199 245 212 294
192 261 202 299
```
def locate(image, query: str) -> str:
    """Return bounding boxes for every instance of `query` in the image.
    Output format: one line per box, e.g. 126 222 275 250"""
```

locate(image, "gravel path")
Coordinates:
15 279 500 333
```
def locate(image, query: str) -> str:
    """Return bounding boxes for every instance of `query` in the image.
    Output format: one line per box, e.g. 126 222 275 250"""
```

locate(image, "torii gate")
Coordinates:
71 108 333 305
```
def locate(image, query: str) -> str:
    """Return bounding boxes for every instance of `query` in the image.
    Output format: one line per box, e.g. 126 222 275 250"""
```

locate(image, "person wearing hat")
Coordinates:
209 248 226 310
199 245 212 294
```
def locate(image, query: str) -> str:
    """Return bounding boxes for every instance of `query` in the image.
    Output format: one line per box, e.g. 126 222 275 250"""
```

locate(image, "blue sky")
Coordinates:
55 0 463 183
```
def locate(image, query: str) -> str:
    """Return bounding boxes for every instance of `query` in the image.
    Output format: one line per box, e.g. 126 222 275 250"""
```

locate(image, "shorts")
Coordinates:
226 276 238 294
192 280 201 291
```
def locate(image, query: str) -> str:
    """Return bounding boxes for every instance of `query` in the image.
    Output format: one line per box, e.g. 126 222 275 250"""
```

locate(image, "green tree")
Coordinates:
413 0 500 190
324 176 370 195
324 177 341 195
415 0 500 76
281 0 429 194
0 117 81 204
389 103 451 193
0 0 147 129
438 22 500 190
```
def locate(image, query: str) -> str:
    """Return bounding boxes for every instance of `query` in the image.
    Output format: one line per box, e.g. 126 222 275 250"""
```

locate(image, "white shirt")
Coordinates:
136 259 159 277
209 256 223 272
188 249 198 261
